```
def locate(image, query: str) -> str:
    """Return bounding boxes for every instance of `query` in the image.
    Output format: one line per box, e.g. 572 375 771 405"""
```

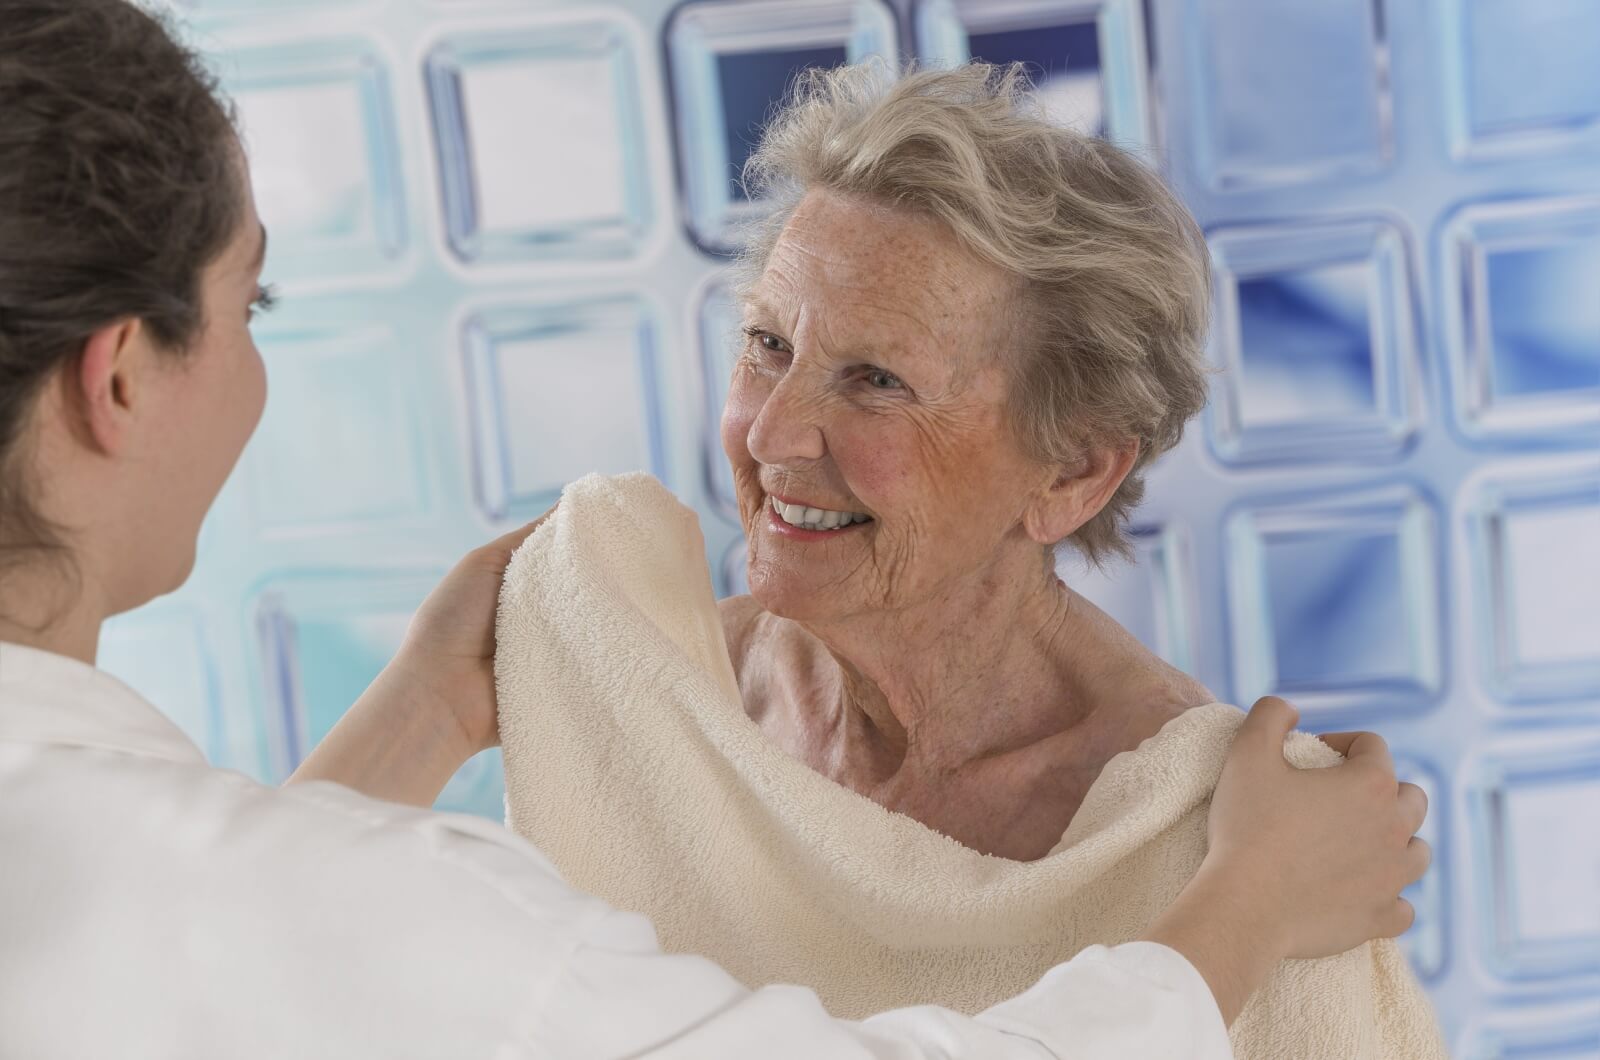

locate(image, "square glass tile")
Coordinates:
463 297 664 522
1470 471 1600 704
1226 486 1442 719
1183 0 1391 188
1470 745 1600 982
667 0 898 252
426 20 652 263
1442 198 1600 446
1208 219 1420 466
226 39 405 281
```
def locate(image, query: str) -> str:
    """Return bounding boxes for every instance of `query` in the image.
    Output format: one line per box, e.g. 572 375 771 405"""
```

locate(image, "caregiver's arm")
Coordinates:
288 517 549 804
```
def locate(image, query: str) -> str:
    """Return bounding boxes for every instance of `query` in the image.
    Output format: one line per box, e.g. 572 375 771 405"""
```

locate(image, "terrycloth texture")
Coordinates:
498 473 1447 1058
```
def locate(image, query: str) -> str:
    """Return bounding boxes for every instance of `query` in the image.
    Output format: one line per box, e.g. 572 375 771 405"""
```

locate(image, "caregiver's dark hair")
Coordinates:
0 0 240 581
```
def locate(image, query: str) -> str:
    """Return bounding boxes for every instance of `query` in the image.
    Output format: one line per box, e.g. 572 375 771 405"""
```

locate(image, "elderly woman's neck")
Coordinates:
806 556 1091 769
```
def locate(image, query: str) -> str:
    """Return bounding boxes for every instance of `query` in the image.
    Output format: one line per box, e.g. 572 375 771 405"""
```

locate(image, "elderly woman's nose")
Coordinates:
747 374 827 466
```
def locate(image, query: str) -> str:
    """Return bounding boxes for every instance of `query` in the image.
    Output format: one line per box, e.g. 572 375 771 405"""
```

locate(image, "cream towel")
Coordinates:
497 473 1447 1058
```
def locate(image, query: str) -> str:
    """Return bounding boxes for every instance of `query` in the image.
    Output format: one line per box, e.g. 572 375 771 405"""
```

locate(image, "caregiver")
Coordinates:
0 1 1428 1057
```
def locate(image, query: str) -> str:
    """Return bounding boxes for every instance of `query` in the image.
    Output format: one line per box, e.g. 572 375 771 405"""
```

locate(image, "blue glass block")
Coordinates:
914 0 1153 146
98 608 225 765
1183 0 1391 188
1443 198 1600 445
247 327 428 533
1444 0 1600 156
255 573 428 770
1208 220 1421 466
425 20 652 264
667 0 898 253
1468 471 1600 705
698 280 743 519
722 538 751 598
463 297 665 523
1226 486 1443 719
1057 525 1196 672
225 39 405 281
436 748 507 820
1469 743 1600 982
1463 1011 1600 1059
254 572 508 820
1396 758 1448 981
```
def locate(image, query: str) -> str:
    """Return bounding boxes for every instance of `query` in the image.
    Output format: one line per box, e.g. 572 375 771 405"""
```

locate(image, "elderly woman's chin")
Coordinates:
742 547 864 625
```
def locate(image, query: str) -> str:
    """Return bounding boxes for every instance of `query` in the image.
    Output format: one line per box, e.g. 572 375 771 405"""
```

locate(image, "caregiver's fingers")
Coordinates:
1377 897 1417 939
478 504 559 566
1398 782 1429 835
1236 696 1300 761
1405 836 1432 888
1333 730 1396 783
1317 731 1361 755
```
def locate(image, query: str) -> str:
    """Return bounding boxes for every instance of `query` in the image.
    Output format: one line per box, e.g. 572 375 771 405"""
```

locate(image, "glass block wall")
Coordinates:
106 0 1600 1051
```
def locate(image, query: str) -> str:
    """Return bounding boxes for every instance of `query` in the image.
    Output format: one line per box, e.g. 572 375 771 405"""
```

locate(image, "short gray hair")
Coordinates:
733 61 1211 565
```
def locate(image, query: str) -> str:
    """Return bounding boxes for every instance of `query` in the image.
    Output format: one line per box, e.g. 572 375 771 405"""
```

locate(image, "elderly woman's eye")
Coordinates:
864 368 903 390
742 325 790 358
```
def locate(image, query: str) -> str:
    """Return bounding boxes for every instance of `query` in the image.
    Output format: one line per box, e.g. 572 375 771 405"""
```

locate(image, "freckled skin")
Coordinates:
719 190 1212 861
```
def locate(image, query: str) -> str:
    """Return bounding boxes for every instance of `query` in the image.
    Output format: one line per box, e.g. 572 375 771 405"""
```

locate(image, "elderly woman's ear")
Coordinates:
1021 440 1140 547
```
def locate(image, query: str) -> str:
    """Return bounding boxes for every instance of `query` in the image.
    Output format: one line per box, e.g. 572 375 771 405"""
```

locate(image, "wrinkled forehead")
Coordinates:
741 190 1019 346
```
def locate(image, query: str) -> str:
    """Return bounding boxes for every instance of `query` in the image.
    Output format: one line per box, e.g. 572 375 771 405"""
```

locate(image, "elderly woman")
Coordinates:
467 62 1447 1059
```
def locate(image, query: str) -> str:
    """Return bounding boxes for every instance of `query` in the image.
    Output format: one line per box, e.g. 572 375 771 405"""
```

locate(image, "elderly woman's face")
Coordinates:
722 190 1056 623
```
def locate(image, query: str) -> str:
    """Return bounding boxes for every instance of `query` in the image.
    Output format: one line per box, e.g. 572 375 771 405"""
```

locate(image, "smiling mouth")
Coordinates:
769 496 873 532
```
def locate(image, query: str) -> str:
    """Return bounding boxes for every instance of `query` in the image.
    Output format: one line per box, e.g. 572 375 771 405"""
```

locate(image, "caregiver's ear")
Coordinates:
1021 439 1139 547
68 317 150 456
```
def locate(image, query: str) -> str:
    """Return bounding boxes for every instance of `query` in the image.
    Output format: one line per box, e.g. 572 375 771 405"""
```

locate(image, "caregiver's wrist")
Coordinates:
1144 861 1285 1026
386 652 496 761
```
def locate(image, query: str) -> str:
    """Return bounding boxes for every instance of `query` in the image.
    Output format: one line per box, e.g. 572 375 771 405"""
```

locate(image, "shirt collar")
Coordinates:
0 641 205 765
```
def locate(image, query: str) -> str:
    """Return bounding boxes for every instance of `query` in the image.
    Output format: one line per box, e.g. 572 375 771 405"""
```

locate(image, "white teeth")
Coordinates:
771 497 870 531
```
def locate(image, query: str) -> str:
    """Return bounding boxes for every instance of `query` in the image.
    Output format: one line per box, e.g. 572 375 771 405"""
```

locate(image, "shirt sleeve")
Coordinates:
521 904 1234 1060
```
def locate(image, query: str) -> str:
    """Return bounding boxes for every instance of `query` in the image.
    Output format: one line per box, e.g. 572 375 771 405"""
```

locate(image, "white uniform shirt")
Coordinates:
0 642 1235 1059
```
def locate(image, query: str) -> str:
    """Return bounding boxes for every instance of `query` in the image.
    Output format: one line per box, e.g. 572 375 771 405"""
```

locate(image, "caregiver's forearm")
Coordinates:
286 661 479 808
1142 861 1283 1027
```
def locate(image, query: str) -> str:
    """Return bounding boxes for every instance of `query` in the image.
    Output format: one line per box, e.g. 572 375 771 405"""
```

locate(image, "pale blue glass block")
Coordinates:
247 327 428 533
1444 0 1600 157
255 573 430 769
913 0 1152 147
436 747 507 820
1442 198 1600 445
698 281 743 519
1396 758 1448 981
667 0 898 253
1226 486 1443 719
253 572 509 820
1058 525 1196 672
1463 1011 1600 1059
721 538 751 599
1469 744 1600 982
463 297 665 522
98 609 225 765
1468 471 1600 705
426 20 652 264
1208 219 1421 466
1183 0 1391 188
226 39 405 280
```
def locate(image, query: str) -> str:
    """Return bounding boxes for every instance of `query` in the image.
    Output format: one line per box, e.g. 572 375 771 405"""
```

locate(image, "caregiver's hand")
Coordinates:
1143 695 1429 1026
287 509 554 807
392 511 556 756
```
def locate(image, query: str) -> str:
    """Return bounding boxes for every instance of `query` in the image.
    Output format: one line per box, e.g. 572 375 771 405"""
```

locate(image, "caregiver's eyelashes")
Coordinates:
249 282 279 323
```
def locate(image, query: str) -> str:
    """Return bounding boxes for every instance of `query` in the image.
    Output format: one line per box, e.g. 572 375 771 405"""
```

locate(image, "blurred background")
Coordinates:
114 0 1598 1053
